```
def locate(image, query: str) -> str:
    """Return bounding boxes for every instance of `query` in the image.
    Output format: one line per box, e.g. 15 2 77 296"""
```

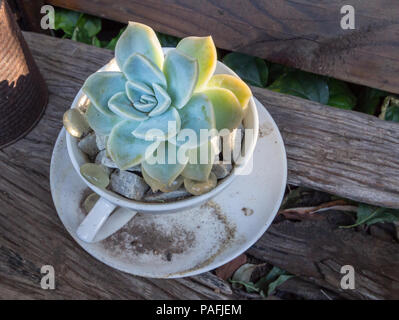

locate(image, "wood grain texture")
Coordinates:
1 31 398 300
253 86 399 208
0 32 234 300
248 211 399 300
47 0 399 94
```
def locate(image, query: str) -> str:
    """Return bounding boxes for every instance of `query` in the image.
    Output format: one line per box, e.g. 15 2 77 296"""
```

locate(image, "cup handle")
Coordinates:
76 197 117 243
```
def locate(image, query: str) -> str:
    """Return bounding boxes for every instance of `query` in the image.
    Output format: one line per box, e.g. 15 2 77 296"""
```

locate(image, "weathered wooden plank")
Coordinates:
253 86 399 208
47 0 399 94
1 32 397 299
0 32 234 299
248 211 399 300
24 31 399 208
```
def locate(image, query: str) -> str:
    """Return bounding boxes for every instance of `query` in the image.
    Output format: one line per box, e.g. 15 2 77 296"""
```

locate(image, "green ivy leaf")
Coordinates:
230 265 294 298
327 79 356 110
156 32 181 48
268 71 329 104
384 105 399 122
79 15 101 38
254 266 286 289
357 88 389 115
341 203 399 228
72 14 102 45
54 8 80 36
229 280 259 293
268 63 293 85
91 36 102 48
223 52 268 87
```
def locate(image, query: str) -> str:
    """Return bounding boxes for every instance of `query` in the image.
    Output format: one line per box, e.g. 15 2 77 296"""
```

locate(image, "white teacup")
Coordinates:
66 50 259 243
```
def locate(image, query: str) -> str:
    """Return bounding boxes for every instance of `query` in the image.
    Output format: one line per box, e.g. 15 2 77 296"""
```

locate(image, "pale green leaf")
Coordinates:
203 87 242 131
107 120 159 170
122 53 166 88
173 93 215 149
163 49 198 108
176 36 217 90
115 22 164 70
142 141 188 186
85 103 123 135
108 92 148 121
133 107 180 141
181 141 215 182
82 71 126 115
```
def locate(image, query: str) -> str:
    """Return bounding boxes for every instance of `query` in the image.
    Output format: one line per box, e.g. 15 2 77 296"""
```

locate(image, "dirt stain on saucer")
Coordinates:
242 207 254 216
259 122 274 138
166 201 236 277
102 216 195 262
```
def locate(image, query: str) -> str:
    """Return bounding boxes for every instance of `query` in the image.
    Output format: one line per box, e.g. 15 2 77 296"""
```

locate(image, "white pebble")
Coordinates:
110 170 149 200
78 133 99 157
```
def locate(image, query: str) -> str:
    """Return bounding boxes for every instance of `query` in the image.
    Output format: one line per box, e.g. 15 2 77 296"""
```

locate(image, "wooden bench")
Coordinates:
1 0 398 299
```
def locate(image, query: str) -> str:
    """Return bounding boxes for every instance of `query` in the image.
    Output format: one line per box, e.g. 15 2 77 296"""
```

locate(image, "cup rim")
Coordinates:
66 51 259 212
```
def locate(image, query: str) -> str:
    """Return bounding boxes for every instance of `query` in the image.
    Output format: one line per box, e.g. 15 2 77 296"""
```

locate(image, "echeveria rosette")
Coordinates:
80 21 252 193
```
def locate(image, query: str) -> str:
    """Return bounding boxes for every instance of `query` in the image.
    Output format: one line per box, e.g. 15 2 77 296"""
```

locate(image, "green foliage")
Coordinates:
357 88 389 115
380 96 399 122
384 105 399 122
268 63 293 84
229 279 259 293
267 71 357 109
230 264 294 298
54 7 123 50
54 8 80 36
72 13 101 44
55 8 101 45
268 70 329 104
223 52 268 87
327 79 357 110
156 32 181 48
341 203 399 228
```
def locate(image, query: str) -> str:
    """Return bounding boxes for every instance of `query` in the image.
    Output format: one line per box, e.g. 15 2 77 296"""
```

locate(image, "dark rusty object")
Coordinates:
0 0 48 148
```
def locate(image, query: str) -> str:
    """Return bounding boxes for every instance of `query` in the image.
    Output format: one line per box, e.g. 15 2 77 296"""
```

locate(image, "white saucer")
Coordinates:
50 98 287 278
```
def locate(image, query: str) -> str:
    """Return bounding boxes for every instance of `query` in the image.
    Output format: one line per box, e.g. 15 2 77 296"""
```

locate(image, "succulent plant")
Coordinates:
65 22 252 195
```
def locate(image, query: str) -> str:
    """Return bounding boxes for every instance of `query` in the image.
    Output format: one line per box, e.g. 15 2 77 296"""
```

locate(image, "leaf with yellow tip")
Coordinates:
203 88 243 131
142 167 184 193
208 74 252 111
184 172 217 196
142 141 188 187
177 36 217 91
181 141 216 182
